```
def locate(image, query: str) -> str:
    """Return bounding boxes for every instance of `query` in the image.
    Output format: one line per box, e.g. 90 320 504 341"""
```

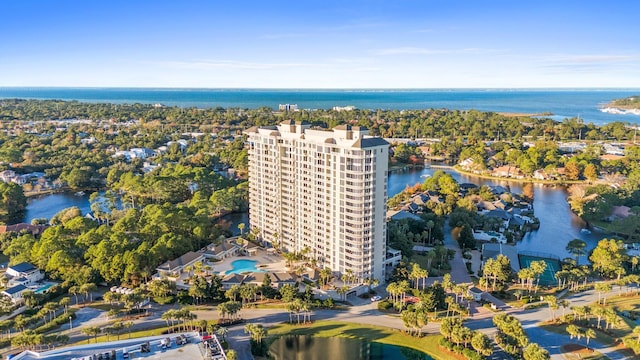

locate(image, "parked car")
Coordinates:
370 295 382 302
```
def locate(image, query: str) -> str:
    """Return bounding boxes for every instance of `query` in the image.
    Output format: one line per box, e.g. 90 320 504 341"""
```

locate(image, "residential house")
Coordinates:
6 262 44 286
2 284 29 304
492 166 524 179
533 169 550 181
401 202 420 213
410 193 430 206
386 210 423 222
0 224 47 236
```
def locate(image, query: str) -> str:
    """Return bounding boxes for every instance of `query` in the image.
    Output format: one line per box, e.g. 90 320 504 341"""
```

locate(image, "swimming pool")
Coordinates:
34 282 56 294
226 259 263 274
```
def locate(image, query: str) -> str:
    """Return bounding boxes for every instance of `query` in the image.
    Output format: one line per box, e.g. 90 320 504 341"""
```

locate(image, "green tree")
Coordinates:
583 164 598 181
589 239 627 279
0 182 27 223
457 224 476 250
565 239 587 263
523 343 550 360
471 331 493 357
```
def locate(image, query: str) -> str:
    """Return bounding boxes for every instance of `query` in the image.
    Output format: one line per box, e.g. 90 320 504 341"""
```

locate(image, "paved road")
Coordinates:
443 220 472 284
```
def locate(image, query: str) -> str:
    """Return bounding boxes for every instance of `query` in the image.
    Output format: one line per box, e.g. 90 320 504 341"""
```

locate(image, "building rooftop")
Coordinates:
9 333 207 360
3 284 28 295
156 252 203 272
8 262 38 273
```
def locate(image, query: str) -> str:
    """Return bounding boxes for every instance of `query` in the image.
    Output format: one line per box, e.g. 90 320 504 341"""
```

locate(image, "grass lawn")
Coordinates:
540 322 636 358
410 254 431 270
561 344 609 360
603 293 640 312
268 320 450 360
87 303 123 312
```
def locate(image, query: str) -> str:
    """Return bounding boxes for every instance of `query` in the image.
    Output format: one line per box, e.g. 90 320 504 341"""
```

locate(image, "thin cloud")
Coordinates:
539 54 640 73
545 54 636 63
147 60 326 70
375 47 503 55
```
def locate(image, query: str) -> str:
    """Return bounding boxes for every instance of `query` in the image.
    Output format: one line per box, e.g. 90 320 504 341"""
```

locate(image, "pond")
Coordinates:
269 335 432 360
23 192 93 223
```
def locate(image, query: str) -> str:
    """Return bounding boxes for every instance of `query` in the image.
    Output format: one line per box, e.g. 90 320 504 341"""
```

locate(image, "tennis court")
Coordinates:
518 254 561 286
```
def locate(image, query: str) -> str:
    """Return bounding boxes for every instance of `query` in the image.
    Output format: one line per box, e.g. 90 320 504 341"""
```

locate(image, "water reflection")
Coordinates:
270 335 431 360
387 166 606 263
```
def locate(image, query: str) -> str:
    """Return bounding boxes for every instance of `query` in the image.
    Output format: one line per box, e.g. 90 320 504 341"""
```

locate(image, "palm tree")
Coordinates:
82 326 101 343
237 223 245 235
79 283 97 304
216 326 228 342
59 297 71 314
594 282 612 305
68 286 80 305
584 328 596 349
559 299 570 318
566 239 587 263
319 268 332 287
566 324 580 342
124 321 134 339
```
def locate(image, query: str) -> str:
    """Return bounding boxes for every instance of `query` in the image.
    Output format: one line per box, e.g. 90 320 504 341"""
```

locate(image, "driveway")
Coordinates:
443 220 472 284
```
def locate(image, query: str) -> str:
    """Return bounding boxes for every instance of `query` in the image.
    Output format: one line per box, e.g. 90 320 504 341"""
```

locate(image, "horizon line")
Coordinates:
1 86 640 91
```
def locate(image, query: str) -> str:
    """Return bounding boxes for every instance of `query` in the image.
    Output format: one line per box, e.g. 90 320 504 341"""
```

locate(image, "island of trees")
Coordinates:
607 95 640 110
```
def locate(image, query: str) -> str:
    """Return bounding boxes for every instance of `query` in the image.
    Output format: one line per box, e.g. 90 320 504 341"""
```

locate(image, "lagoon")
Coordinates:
388 166 605 263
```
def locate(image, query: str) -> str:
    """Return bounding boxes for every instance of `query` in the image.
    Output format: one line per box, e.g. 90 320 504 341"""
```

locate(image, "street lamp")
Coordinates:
69 316 73 334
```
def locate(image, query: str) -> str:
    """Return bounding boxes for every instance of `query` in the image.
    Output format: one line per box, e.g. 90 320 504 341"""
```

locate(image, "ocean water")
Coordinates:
0 87 639 125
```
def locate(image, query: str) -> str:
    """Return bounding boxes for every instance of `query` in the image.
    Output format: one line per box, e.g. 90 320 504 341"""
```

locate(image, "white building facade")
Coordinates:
245 121 389 283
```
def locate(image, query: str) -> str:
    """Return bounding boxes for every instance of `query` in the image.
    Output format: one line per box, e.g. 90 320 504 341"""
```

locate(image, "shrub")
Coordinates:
377 300 393 310
153 296 176 305
439 337 454 350
462 348 483 360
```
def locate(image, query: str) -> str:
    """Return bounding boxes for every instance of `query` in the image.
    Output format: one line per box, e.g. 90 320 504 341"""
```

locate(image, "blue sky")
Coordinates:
1 0 639 88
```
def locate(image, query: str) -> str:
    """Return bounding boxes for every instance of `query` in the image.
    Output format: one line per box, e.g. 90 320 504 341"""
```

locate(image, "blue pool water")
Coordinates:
34 282 56 294
226 259 262 274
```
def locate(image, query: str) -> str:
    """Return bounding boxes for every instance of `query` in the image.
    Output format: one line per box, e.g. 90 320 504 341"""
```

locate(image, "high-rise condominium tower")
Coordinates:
245 121 389 282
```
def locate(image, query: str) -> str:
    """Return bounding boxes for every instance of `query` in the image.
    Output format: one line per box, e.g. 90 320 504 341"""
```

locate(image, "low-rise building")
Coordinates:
221 273 245 290
204 241 240 261
156 252 205 279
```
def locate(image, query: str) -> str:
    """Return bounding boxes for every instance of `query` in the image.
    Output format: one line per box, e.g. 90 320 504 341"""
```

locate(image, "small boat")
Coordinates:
420 174 431 178
74 191 85 196
580 228 591 235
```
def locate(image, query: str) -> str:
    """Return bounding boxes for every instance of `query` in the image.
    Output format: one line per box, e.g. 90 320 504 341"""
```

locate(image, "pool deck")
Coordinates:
212 249 287 275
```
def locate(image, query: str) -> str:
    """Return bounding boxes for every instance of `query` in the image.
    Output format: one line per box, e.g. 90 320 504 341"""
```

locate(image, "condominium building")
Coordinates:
245 121 389 282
